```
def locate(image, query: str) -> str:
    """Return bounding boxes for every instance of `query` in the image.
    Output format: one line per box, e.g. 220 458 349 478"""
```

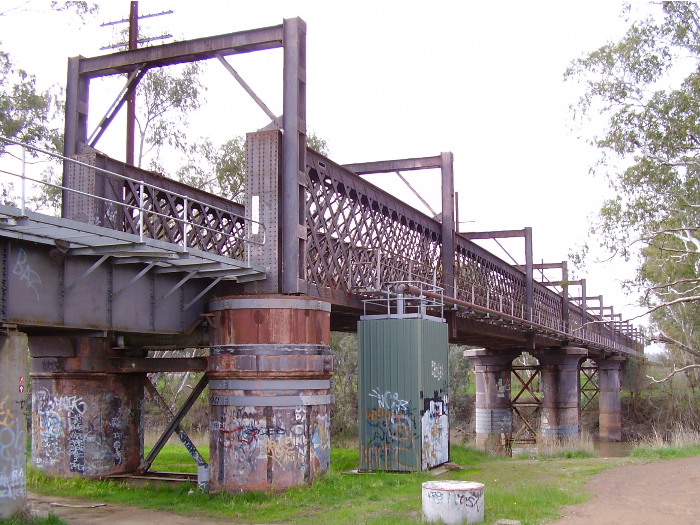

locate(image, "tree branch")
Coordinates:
648 363 700 383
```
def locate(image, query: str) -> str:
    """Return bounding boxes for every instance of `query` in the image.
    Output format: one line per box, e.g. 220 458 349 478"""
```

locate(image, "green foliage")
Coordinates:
448 345 474 433
0 513 67 525
176 136 246 203
138 63 205 168
329 332 359 440
0 50 61 153
566 1 700 359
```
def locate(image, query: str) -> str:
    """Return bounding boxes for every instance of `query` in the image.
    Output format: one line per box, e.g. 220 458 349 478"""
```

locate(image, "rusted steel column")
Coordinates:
207 296 333 492
30 337 144 478
463 349 520 455
534 347 587 442
0 331 29 518
594 356 625 442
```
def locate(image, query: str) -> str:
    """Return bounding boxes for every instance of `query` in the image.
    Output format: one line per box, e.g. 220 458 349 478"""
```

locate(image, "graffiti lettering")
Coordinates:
13 248 41 301
431 360 444 381
369 388 409 412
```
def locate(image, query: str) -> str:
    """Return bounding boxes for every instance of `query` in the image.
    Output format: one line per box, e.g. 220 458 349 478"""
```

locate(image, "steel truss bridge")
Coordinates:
1 132 642 359
0 17 643 358
0 17 646 504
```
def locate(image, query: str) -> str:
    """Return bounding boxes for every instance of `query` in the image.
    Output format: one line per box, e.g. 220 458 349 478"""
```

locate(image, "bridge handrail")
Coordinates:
0 136 266 260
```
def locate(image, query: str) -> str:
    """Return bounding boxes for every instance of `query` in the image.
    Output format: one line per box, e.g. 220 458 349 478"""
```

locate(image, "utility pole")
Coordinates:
100 2 172 165
126 1 138 165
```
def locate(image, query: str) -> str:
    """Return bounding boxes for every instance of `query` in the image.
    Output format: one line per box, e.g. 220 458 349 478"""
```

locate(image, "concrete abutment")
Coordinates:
0 331 29 519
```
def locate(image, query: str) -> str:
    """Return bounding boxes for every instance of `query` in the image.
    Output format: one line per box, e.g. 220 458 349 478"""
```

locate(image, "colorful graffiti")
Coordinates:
421 393 449 470
32 387 135 476
211 403 331 488
0 396 26 502
362 387 419 471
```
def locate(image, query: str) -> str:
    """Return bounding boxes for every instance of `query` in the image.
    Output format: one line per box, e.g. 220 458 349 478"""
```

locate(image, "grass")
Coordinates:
630 427 700 461
0 510 67 525
26 443 635 525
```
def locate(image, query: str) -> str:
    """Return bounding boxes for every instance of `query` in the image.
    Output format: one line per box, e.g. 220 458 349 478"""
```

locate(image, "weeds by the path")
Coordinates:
25 444 635 525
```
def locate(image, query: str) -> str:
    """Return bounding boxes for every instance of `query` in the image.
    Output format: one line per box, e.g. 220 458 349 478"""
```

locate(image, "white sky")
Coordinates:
1 0 656 331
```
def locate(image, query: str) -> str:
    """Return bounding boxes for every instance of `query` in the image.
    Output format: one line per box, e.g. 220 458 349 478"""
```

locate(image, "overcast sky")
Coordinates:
2 0 653 323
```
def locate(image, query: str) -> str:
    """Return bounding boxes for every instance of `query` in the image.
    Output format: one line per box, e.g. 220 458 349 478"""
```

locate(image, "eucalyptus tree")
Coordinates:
566 1 700 361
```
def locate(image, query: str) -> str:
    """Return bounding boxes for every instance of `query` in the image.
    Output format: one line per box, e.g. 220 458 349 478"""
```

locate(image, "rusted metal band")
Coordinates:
474 408 512 434
211 344 330 355
540 424 579 439
208 297 331 312
209 379 330 390
209 394 334 406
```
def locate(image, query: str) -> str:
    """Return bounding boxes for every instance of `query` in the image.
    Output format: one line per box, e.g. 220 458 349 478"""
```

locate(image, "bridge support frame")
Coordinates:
594 356 625 442
207 296 333 492
534 347 587 442
464 348 520 455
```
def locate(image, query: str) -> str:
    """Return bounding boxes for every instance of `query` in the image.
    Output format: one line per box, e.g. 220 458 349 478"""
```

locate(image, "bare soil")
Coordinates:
27 493 230 525
27 457 700 524
548 455 700 525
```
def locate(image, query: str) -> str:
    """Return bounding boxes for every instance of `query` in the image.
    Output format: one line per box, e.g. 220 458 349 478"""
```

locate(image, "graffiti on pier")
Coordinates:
0 396 27 501
32 387 134 476
213 404 331 483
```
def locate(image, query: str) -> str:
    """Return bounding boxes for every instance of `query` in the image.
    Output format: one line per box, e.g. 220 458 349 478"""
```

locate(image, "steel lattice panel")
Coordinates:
305 152 442 293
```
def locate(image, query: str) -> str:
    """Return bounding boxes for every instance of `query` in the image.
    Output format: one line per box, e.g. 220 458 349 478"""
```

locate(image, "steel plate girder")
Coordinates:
77 24 285 78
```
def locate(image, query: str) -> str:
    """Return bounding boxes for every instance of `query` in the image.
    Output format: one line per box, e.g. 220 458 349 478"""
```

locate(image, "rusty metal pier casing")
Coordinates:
207 296 333 492
30 337 144 477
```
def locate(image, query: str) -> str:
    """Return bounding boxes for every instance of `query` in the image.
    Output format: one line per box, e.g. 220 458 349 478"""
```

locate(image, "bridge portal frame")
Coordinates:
64 17 307 295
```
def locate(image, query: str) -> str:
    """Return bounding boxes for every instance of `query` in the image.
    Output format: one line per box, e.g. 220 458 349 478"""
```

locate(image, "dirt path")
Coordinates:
548 455 700 525
28 457 700 524
27 493 230 525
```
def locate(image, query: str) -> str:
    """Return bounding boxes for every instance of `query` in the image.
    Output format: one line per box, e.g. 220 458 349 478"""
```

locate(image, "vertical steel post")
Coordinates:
561 261 570 333
63 56 89 217
126 1 138 165
524 227 533 322
440 152 455 297
281 17 307 294
20 146 26 215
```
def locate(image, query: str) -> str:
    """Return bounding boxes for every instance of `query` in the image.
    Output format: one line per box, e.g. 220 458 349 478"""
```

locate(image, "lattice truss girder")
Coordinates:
304 153 442 292
119 181 246 259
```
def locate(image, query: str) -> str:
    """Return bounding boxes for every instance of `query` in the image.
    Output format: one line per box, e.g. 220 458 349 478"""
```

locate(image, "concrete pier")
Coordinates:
463 349 520 454
535 347 587 442
0 331 29 519
595 357 625 442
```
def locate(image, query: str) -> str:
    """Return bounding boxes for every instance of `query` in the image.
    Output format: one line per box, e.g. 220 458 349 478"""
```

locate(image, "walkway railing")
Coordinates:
0 137 265 265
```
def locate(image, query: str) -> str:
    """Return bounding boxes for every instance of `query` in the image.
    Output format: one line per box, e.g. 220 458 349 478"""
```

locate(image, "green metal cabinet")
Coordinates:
358 318 449 471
